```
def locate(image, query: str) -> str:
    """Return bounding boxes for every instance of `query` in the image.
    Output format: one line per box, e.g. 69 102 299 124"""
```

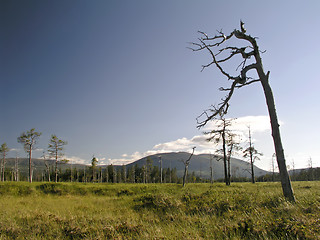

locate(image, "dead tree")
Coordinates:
181 147 196 187
243 127 262 183
42 151 51 182
190 21 295 201
226 133 242 184
206 117 239 185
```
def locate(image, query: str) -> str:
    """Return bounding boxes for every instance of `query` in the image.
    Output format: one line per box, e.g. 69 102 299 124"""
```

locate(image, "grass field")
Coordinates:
0 181 319 239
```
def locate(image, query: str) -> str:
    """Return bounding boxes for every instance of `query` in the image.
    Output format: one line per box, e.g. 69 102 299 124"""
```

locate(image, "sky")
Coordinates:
1 0 320 171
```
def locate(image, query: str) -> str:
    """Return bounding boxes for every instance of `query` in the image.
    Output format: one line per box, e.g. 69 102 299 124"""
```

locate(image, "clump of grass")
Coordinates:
135 193 183 213
0 182 34 196
117 189 134 197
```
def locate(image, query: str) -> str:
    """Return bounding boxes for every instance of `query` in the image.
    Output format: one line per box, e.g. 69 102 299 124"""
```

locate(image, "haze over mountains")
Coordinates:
5 152 269 179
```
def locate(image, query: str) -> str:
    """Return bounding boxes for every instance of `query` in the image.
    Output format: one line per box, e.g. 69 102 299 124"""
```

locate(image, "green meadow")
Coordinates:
0 181 319 239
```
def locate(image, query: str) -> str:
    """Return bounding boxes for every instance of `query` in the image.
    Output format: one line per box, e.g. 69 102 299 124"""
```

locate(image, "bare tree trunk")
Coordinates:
222 124 229 186
1 154 5 182
260 72 295 201
250 156 255 184
15 156 19 181
227 143 233 185
182 165 188 187
54 147 59 183
248 128 255 184
182 147 196 187
160 156 163 184
55 159 58 183
29 146 32 183
169 159 172 183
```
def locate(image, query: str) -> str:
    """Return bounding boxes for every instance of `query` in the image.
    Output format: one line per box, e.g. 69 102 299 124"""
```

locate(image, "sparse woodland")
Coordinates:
1 22 320 239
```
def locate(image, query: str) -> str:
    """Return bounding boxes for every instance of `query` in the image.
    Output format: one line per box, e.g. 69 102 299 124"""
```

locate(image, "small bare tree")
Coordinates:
243 127 262 183
42 151 51 182
206 117 230 185
181 147 196 187
190 22 295 201
226 133 242 184
206 117 241 185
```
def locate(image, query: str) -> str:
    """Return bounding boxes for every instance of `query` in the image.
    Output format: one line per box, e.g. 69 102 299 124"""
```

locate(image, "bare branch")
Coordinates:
199 38 237 80
216 46 253 64
197 81 237 128
199 30 234 47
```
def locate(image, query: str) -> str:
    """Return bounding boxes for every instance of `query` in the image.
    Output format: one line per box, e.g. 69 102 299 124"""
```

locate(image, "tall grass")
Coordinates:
0 181 319 239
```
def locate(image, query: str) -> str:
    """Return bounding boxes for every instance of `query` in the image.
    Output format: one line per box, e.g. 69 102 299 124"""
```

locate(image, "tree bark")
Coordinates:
260 72 295 201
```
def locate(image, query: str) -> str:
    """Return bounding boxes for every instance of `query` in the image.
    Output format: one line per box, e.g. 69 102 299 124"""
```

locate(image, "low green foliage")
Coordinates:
0 181 319 239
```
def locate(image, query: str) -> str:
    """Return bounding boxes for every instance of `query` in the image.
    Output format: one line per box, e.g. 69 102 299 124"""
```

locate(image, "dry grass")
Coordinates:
0 181 319 239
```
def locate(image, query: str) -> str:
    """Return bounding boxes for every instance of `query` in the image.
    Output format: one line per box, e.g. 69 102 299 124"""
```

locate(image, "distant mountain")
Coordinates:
5 152 269 180
4 158 87 175
126 152 269 179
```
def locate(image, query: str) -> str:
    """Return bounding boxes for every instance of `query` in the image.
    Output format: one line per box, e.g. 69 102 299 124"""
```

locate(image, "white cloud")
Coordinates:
34 148 44 152
109 116 273 166
66 156 90 165
287 152 320 169
9 148 20 152
203 115 272 133
96 157 106 165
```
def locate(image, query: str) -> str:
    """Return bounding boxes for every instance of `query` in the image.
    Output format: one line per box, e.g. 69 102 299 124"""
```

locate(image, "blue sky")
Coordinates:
1 0 320 170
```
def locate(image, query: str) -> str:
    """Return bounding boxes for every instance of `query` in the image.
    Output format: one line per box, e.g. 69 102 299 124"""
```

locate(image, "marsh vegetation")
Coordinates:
0 181 319 239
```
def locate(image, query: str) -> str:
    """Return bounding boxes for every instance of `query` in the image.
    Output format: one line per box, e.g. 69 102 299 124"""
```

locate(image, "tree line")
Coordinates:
0 156 183 184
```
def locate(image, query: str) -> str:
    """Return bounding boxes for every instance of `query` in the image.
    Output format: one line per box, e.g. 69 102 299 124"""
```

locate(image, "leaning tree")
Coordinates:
190 21 295 201
181 147 196 187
